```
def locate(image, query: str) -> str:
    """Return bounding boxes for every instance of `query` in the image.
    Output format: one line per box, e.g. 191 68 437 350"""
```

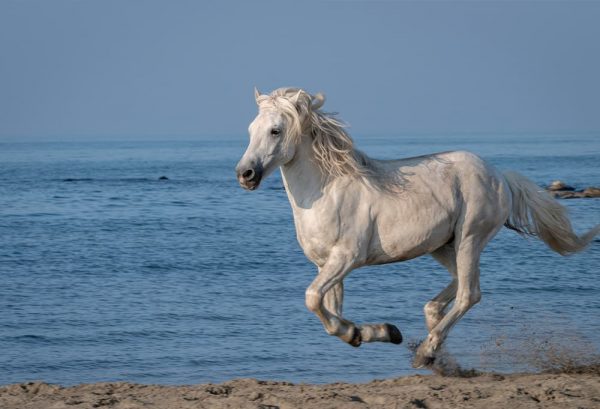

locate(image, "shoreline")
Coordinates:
2 371 599 409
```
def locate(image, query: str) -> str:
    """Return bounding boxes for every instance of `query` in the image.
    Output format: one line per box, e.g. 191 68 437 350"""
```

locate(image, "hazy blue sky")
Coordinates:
1 1 599 140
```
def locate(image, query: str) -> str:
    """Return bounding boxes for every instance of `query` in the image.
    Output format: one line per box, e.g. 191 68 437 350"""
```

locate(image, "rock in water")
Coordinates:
548 180 575 191
546 180 600 199
583 187 600 198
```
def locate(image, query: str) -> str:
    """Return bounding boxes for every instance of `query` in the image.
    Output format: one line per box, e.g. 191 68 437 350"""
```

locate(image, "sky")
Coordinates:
1 1 599 140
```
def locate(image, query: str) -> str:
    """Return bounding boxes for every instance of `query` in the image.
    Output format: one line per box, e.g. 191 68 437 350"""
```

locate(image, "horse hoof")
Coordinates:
385 323 403 344
349 326 362 347
412 355 435 369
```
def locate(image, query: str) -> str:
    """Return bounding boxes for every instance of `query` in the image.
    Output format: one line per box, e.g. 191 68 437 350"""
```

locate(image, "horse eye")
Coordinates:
271 128 281 136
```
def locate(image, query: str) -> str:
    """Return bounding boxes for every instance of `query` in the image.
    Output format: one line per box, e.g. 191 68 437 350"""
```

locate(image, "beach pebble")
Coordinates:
205 385 232 396
248 391 262 401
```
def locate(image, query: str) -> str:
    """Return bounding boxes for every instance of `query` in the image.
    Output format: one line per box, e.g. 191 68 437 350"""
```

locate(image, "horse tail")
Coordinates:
503 171 600 255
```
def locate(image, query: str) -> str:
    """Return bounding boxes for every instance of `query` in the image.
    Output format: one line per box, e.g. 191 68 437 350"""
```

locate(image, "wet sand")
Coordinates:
2 371 599 409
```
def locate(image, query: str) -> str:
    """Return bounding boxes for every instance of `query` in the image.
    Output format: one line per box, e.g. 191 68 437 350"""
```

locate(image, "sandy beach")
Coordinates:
2 370 599 409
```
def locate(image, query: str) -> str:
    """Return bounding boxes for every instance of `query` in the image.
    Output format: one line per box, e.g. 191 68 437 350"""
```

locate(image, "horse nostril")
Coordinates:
242 169 255 180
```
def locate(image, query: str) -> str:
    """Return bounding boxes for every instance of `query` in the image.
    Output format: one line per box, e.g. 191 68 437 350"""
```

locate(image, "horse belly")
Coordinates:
367 202 455 265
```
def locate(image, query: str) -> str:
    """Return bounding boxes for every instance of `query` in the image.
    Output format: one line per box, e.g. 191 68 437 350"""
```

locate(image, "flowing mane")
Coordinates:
257 87 372 178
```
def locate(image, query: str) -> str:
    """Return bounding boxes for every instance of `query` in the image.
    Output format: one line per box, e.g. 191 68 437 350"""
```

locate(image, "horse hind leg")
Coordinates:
424 244 458 331
414 238 484 368
424 279 457 332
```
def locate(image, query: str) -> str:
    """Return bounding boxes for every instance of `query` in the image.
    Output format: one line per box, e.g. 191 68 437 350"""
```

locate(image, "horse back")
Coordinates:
365 151 507 265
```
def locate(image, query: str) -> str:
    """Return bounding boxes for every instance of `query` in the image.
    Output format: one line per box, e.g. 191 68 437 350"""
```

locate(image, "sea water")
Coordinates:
0 134 599 385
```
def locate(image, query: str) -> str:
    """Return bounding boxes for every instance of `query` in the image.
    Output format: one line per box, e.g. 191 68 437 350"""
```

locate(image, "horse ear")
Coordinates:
290 90 303 106
254 87 261 104
311 92 325 110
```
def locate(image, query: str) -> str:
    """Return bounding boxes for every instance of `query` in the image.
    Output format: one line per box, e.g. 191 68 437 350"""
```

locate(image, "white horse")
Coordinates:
235 87 600 368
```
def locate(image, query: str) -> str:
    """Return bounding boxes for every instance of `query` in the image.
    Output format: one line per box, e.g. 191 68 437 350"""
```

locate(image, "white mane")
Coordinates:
257 87 372 178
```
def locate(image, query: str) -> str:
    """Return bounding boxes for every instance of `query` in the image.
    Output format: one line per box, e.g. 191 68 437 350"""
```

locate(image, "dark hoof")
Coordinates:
349 326 362 347
385 323 403 345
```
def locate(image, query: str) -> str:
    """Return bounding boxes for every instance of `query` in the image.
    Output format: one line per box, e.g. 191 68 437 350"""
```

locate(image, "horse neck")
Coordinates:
280 136 328 209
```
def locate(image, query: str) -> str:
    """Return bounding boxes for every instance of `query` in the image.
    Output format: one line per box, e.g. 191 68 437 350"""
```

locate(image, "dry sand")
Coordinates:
2 371 599 409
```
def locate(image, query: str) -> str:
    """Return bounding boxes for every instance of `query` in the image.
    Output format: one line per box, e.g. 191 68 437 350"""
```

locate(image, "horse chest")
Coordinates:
291 208 341 265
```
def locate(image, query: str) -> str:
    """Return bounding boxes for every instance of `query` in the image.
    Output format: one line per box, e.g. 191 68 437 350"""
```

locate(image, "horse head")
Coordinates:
235 87 324 190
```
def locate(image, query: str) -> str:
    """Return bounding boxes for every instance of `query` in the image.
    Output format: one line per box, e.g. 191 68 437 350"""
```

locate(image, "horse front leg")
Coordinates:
319 281 361 346
414 240 482 368
322 282 402 345
305 255 361 346
306 251 401 347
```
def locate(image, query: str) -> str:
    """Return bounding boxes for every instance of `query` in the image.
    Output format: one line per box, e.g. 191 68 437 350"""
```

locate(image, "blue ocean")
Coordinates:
1 134 599 386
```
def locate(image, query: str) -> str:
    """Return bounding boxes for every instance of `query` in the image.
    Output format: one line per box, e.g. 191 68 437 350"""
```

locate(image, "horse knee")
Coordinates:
305 288 322 313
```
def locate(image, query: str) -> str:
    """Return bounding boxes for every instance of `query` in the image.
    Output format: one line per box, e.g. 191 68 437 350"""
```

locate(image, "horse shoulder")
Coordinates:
291 179 371 267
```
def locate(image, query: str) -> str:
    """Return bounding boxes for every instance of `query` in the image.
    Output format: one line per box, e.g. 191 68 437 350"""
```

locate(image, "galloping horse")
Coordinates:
235 87 600 368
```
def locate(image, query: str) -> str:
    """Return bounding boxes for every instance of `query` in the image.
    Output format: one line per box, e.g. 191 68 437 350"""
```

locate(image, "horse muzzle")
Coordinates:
236 165 263 191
